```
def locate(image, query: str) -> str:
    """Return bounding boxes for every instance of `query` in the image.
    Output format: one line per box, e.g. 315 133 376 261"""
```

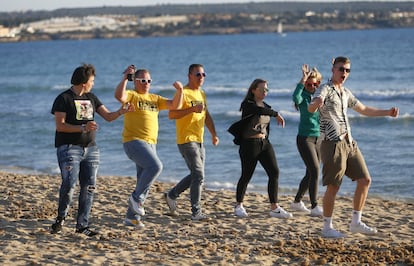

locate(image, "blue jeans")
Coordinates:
123 140 163 219
56 144 99 230
168 142 205 215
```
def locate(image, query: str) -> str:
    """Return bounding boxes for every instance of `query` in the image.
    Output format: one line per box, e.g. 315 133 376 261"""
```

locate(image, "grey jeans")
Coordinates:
168 142 205 215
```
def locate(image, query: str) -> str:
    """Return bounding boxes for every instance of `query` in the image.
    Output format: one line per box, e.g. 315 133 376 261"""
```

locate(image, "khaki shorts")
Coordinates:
320 139 370 186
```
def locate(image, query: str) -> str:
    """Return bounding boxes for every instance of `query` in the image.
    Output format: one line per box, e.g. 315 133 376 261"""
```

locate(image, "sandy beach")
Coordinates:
0 172 413 265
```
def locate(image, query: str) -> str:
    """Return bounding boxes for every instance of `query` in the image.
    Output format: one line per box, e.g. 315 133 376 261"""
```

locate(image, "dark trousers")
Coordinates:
237 138 279 203
294 135 320 208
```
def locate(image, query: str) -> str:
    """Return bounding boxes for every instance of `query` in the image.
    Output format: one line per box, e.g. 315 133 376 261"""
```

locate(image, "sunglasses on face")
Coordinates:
258 87 269 93
135 79 152 84
194 72 206 77
306 82 319 87
337 66 351 73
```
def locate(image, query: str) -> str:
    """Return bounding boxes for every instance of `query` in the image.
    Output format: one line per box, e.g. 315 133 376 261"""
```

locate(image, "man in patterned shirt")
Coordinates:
308 56 399 238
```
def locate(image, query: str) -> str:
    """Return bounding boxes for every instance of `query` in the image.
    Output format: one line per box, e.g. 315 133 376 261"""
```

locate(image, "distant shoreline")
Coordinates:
1 1 413 43
2 25 411 43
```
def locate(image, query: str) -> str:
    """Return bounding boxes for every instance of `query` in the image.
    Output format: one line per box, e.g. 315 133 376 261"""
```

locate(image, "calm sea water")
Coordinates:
1 28 413 201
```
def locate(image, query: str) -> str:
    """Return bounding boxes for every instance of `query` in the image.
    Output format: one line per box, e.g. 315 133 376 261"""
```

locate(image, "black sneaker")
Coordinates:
75 227 98 237
50 216 65 234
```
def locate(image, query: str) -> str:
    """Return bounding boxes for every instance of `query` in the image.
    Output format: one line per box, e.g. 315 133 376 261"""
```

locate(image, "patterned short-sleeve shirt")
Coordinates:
314 81 359 141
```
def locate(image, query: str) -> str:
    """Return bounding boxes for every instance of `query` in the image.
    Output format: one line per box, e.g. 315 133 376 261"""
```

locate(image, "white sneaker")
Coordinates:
164 192 178 216
124 215 145 228
290 201 311 213
269 207 293 219
322 228 346 238
349 222 378 235
310 206 323 217
128 195 145 216
191 212 210 221
234 205 248 218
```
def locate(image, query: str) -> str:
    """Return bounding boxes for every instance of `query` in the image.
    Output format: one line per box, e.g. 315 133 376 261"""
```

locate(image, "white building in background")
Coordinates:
0 25 20 37
18 14 189 34
20 16 128 33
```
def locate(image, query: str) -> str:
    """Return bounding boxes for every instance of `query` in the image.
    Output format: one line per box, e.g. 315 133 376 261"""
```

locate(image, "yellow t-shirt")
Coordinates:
122 90 168 144
175 86 207 144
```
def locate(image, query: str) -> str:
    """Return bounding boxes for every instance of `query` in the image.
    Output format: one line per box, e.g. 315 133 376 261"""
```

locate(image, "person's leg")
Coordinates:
172 142 205 216
354 177 371 211
294 136 311 203
323 184 339 219
236 140 260 204
123 140 163 205
77 145 99 230
322 184 340 234
345 142 371 213
258 140 292 219
305 137 320 208
320 140 347 237
56 144 83 219
345 142 376 234
257 140 279 206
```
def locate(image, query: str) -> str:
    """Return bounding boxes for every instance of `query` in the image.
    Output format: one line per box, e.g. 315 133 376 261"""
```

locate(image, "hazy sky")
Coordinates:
2 0 392 12
3 0 286 12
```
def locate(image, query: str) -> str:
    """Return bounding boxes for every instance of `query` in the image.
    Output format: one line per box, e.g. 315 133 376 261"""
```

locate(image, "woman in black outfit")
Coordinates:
234 78 292 219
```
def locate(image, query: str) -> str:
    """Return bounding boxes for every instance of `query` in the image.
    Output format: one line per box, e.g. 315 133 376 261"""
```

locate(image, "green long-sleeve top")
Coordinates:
292 83 320 137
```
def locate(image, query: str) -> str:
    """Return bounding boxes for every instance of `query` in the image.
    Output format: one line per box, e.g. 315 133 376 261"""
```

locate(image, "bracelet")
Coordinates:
81 124 87 133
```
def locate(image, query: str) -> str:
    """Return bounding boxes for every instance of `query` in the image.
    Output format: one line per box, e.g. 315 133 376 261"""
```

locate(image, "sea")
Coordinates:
1 28 413 202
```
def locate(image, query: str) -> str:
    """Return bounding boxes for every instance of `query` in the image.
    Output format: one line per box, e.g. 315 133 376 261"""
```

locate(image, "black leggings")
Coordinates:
236 138 279 203
294 135 320 208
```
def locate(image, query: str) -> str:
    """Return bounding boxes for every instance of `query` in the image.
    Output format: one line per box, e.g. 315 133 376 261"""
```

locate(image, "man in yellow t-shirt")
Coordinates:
115 66 183 228
164 64 219 221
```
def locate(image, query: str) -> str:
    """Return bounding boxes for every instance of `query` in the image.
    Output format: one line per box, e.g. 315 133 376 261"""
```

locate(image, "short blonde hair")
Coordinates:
308 67 322 82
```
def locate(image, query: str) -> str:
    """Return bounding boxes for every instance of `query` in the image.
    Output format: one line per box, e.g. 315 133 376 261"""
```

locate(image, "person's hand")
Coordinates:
276 113 285 128
123 65 135 80
212 135 219 146
389 107 399 117
119 103 135 115
301 64 311 83
313 97 324 108
85 121 98 132
173 81 183 91
193 103 204 113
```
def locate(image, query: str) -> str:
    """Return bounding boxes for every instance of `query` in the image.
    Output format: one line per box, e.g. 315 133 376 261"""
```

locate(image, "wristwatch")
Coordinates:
81 124 87 133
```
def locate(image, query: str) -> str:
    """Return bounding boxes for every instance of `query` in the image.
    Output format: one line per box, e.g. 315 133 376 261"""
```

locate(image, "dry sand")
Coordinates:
0 172 413 265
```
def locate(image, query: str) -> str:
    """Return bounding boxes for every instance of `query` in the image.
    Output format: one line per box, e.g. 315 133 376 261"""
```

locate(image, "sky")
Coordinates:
2 0 285 12
2 0 400 13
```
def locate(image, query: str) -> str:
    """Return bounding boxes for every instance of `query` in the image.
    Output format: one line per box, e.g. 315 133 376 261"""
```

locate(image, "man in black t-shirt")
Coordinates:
50 64 131 237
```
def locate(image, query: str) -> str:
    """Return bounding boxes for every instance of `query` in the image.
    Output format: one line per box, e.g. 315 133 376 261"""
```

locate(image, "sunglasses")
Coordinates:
194 72 206 77
337 66 351 73
135 79 152 84
258 87 269 92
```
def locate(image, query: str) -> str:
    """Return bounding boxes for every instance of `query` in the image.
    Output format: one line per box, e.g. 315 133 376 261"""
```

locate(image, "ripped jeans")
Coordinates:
56 144 99 230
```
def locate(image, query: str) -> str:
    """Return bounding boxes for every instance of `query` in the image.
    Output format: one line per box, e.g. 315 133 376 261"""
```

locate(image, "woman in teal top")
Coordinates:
290 64 323 217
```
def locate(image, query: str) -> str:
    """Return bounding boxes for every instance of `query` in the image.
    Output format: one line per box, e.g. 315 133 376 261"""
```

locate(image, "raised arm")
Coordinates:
292 64 311 105
354 102 399 117
166 81 184 110
115 65 135 104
